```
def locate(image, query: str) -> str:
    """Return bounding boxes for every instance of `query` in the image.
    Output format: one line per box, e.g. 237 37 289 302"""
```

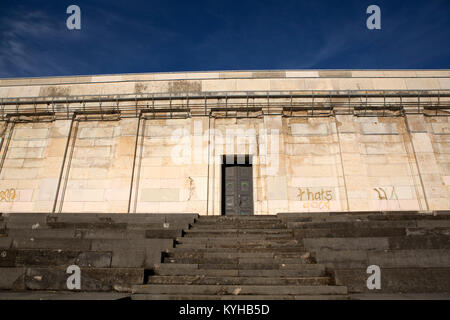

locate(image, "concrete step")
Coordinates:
147 275 330 285
169 246 306 253
132 284 348 295
335 268 450 293
315 249 450 268
367 214 450 221
198 216 280 221
0 291 131 300
46 222 127 230
153 265 326 277
6 229 78 239
11 238 92 250
6 228 147 240
303 236 450 251
164 256 313 265
0 237 12 249
196 263 316 270
193 223 286 229
174 243 305 251
184 233 293 239
185 228 291 234
294 227 406 238
145 229 183 239
46 213 197 224
289 221 418 229
388 236 450 249
406 228 450 236
0 249 112 267
166 251 310 259
0 267 143 291
132 294 349 300
176 238 299 245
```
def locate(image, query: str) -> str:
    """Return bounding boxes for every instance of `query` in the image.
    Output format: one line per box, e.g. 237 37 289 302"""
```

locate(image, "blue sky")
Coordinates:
0 0 449 78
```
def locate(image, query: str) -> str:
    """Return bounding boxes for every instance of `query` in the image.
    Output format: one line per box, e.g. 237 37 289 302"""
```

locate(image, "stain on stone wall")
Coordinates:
39 86 71 97
135 83 148 94
168 81 201 93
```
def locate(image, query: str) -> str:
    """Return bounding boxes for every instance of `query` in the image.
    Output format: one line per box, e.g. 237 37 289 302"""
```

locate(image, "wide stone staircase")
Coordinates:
280 211 450 296
0 212 196 299
132 216 349 300
1 211 449 299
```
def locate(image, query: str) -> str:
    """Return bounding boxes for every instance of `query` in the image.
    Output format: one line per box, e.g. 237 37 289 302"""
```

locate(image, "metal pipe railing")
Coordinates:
0 90 448 120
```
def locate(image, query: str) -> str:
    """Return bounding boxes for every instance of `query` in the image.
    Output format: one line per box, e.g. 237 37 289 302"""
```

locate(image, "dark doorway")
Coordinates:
221 155 254 216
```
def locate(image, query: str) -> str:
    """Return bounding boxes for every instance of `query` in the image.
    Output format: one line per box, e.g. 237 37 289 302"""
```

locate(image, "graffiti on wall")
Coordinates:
373 187 398 200
0 188 19 202
298 187 333 201
298 187 334 211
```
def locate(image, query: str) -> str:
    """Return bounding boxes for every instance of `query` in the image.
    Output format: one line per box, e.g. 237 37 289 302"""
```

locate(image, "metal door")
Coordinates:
223 164 253 215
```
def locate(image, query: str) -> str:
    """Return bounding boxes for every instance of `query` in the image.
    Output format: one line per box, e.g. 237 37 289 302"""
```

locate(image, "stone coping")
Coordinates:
1 69 450 87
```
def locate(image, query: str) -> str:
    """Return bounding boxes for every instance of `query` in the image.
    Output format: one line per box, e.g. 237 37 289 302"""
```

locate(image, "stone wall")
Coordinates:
0 114 448 214
0 70 448 214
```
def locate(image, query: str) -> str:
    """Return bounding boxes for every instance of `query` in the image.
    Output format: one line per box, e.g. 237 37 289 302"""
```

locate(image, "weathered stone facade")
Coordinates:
0 70 449 214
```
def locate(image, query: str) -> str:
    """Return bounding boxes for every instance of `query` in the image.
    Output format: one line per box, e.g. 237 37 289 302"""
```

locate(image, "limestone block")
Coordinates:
61 201 85 213
363 143 405 155
289 143 338 156
37 178 58 201
65 189 105 202
74 146 111 158
235 79 270 91
290 123 329 136
360 122 399 135
104 188 130 201
28 140 47 148
7 85 40 97
347 190 368 199
14 128 49 140
439 78 450 90
431 123 450 135
83 201 109 212
266 176 288 200
140 188 180 202
0 86 9 98
22 159 44 168
285 71 319 78
15 189 33 202
116 136 135 156
135 202 160 213
3 159 24 168
290 176 339 188
94 138 115 147
202 79 237 92
8 202 33 212
372 79 407 90
1 168 39 180
86 168 109 179
411 133 434 153
9 140 28 148
291 165 336 177
304 79 333 90
406 115 427 133
312 155 337 165
443 176 450 186
336 120 356 133
269 79 305 91
32 201 53 212
405 78 441 90
366 164 410 177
